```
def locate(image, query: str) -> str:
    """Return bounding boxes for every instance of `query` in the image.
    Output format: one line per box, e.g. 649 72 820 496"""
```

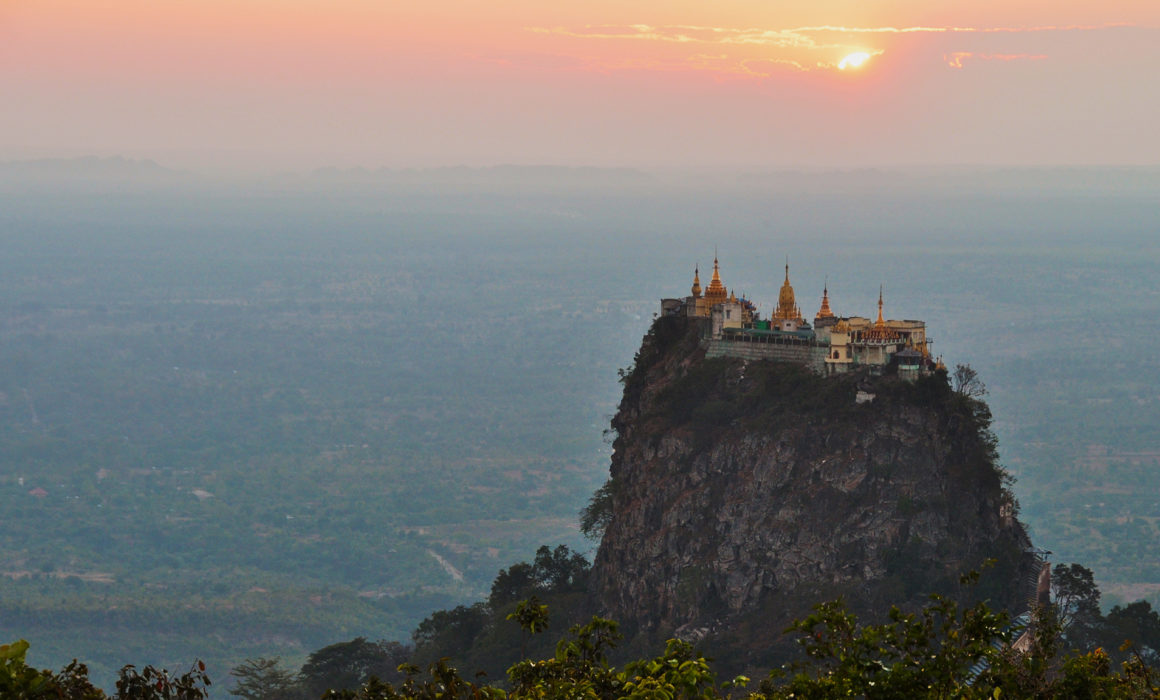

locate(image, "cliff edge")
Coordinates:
588 315 1035 663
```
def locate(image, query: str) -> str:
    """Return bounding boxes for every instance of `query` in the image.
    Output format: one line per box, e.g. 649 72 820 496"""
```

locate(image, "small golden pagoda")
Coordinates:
704 256 728 305
861 287 902 342
691 266 702 298
815 281 835 321
771 262 803 326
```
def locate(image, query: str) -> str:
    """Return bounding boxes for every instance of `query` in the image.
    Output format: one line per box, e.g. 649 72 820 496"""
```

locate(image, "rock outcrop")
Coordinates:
589 315 1034 660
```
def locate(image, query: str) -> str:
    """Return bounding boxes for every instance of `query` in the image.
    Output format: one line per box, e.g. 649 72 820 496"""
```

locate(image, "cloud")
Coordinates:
944 52 1049 69
528 22 1134 46
524 22 1136 76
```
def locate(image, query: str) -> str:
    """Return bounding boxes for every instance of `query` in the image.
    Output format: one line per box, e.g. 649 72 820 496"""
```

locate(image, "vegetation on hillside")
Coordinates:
12 564 1160 698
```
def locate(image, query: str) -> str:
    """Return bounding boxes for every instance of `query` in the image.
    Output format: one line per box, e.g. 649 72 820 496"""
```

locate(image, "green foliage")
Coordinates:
300 638 410 698
0 639 61 699
1053 563 1104 649
507 596 550 659
321 572 1160 699
490 546 591 610
579 479 616 541
618 316 690 392
227 657 299 700
952 363 987 398
507 597 551 636
114 662 211 700
412 546 592 683
507 616 623 699
767 589 1011 699
0 639 207 700
17 564 1160 699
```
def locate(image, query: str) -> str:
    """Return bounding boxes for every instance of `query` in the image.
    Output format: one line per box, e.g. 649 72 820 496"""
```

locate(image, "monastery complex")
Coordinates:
660 256 943 378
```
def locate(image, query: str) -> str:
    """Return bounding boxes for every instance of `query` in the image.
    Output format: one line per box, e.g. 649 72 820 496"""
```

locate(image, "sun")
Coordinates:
838 52 872 70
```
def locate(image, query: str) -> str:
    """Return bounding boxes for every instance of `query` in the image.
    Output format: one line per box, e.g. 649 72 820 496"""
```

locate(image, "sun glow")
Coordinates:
838 51 872 70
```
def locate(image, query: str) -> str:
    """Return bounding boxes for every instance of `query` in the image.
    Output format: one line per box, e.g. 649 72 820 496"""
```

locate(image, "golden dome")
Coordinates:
691 266 702 298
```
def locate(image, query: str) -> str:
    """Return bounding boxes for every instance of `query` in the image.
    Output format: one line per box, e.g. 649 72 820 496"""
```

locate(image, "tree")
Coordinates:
506 596 550 658
300 639 409 697
580 479 615 541
227 657 299 700
114 662 211 700
0 639 67 699
1 639 209 700
766 590 1012 698
952 363 987 397
1106 601 1160 663
489 562 536 609
411 604 489 659
489 546 591 609
531 545 589 592
1052 563 1104 648
506 616 623 700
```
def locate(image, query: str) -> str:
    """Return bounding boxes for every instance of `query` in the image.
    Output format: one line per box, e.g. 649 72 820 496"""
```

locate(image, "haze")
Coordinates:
3 0 1159 173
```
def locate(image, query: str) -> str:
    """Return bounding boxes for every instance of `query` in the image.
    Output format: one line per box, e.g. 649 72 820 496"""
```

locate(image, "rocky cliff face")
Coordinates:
589 316 1033 657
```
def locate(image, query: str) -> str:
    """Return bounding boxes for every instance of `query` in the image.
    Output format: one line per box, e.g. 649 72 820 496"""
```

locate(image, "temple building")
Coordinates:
660 255 939 378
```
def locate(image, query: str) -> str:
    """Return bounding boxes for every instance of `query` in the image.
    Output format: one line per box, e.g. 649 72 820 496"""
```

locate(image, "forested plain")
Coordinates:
1 163 1158 691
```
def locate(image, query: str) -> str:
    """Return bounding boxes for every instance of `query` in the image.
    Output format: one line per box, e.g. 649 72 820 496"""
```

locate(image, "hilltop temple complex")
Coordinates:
660 256 941 378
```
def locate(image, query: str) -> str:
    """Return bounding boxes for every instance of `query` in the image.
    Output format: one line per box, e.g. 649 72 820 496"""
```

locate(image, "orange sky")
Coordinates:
2 1 1158 170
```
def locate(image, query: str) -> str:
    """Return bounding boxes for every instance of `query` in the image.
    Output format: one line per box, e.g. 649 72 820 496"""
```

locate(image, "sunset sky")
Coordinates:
2 1 1158 171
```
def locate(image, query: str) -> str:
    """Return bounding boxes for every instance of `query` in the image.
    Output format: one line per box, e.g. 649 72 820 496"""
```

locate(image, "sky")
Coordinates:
2 0 1159 172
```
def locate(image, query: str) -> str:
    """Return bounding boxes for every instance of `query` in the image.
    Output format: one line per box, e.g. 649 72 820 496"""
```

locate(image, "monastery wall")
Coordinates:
705 339 829 371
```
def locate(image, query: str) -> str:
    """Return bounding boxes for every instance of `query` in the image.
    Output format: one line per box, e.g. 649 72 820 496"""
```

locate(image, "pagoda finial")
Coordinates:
691 264 702 298
816 276 834 320
875 285 885 327
773 257 799 322
705 251 727 302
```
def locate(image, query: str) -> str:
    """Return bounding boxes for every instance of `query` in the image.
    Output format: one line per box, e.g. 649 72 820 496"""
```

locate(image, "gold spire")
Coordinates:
691 265 702 298
816 279 835 320
705 254 728 303
864 285 901 341
875 285 885 328
772 258 801 321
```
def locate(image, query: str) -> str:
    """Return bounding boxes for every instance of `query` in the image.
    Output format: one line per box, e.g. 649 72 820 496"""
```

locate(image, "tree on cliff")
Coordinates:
952 363 987 397
1053 563 1104 648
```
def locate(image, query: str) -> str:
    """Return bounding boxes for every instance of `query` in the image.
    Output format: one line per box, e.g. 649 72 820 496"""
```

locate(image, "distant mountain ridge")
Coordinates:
309 164 653 187
0 156 183 179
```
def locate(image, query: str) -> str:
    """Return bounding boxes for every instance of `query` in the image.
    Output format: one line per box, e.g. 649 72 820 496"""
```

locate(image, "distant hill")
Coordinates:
0 156 190 190
308 164 654 190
